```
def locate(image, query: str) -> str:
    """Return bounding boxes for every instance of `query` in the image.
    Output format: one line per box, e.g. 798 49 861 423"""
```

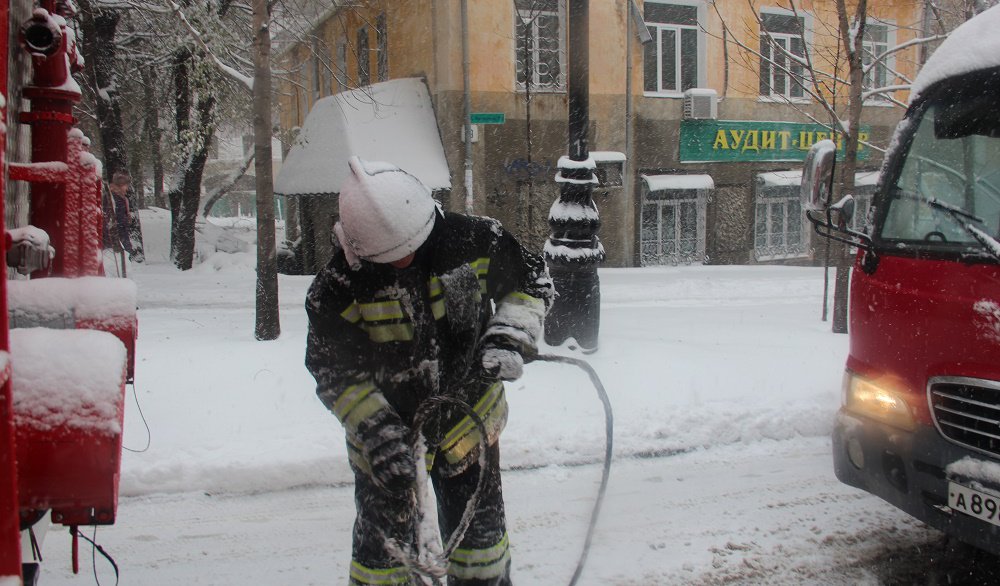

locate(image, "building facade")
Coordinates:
276 0 924 271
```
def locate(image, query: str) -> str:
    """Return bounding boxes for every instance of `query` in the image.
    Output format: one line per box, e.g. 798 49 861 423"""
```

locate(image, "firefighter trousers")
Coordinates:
349 442 512 586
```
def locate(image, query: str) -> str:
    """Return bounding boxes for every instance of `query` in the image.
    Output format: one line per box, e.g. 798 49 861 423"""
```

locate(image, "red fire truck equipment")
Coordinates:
802 6 1000 554
1 0 138 582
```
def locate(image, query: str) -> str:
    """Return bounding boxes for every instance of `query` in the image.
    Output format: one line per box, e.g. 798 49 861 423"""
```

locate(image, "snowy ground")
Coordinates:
35 210 952 584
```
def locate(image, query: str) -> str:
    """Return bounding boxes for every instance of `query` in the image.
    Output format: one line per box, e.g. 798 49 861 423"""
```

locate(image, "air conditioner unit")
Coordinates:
683 88 718 120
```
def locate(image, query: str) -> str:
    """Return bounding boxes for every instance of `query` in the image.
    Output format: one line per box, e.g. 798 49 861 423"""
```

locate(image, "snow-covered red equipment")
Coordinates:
0 0 138 581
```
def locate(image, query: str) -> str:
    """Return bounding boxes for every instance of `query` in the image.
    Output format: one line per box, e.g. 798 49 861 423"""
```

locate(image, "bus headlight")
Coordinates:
844 371 916 431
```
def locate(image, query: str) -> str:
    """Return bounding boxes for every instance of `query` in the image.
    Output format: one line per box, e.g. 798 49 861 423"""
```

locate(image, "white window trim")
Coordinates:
513 1 567 93
640 182 709 266
753 197 810 261
862 19 896 107
758 6 813 104
754 171 810 261
642 0 707 98
336 41 348 93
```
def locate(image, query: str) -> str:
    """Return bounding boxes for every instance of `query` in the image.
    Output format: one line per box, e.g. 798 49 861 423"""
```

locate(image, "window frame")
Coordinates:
335 41 348 93
513 0 567 93
642 0 706 98
311 38 327 102
758 8 812 104
753 176 809 261
376 12 389 83
640 183 709 266
862 20 896 106
357 25 371 87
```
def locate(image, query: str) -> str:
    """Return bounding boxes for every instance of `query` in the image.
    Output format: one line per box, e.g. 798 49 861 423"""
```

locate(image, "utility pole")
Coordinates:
544 0 604 351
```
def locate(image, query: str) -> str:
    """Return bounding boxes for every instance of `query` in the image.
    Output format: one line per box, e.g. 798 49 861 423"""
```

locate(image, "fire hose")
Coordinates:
387 353 614 585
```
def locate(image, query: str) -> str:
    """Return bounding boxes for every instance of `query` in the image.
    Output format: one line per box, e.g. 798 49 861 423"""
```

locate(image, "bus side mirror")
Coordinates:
800 140 877 262
801 139 837 211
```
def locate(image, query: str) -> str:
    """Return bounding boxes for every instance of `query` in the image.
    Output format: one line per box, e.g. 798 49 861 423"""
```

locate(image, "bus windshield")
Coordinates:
878 73 1000 254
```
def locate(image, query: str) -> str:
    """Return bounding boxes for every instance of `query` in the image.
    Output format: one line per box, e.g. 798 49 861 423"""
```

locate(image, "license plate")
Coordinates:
949 481 1000 527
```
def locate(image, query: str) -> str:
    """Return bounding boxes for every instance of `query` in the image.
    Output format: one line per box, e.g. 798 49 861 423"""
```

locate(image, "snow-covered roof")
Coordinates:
642 174 714 191
910 5 1000 103
275 78 451 197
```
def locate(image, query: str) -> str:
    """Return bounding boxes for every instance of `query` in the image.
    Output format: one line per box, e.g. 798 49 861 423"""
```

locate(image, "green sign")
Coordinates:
679 120 870 163
470 112 505 125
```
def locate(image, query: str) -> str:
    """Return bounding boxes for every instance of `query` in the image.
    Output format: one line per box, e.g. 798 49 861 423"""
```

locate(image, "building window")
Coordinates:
376 13 389 82
754 172 808 260
514 0 565 92
312 38 327 101
357 26 370 87
759 12 806 101
863 22 891 103
640 175 711 266
336 41 348 92
643 2 700 95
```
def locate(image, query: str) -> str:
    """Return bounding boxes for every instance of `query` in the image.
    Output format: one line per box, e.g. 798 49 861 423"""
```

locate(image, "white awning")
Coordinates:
756 170 803 187
757 170 879 187
591 151 626 162
275 78 451 197
641 174 714 191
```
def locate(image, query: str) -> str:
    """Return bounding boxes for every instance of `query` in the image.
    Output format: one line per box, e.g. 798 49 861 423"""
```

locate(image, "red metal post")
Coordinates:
20 0 82 277
0 0 25 578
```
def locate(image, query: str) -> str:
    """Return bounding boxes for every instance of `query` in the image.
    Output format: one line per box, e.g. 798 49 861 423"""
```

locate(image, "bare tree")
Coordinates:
711 0 947 333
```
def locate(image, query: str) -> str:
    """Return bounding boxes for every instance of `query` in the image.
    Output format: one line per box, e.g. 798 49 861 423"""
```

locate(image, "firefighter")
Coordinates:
305 156 553 585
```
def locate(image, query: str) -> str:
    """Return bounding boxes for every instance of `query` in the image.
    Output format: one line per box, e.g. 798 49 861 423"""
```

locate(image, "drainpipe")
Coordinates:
462 0 474 214
625 0 634 266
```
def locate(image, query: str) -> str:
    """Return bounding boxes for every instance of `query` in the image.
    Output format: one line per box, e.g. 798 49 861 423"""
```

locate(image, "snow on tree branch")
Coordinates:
163 0 255 92
862 34 948 76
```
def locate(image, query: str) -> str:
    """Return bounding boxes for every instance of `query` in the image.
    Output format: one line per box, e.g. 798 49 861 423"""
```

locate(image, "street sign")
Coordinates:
470 112 505 125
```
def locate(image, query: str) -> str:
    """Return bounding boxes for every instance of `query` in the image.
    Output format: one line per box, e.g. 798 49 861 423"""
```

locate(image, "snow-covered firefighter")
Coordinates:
305 156 554 585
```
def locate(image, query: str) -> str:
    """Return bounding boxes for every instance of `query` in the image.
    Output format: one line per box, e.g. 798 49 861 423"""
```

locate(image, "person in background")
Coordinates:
107 171 134 258
305 156 554 585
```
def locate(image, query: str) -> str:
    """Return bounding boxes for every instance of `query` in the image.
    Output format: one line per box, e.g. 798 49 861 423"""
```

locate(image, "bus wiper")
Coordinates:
926 198 1000 261
926 197 983 223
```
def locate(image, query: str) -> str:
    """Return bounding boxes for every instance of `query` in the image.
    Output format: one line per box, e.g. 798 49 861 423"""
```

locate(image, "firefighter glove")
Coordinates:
482 347 524 381
357 410 416 493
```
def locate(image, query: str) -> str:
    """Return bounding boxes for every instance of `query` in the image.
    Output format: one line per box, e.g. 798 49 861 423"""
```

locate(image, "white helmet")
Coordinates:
337 156 437 264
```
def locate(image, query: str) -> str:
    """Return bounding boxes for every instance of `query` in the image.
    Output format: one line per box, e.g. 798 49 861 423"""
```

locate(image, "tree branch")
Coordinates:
162 0 255 92
202 151 256 217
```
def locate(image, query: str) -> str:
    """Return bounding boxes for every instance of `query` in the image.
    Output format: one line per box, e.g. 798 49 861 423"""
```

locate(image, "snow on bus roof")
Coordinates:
910 5 1000 103
275 78 451 197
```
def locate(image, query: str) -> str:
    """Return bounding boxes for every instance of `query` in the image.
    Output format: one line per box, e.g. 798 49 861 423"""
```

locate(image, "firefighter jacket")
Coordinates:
305 209 554 477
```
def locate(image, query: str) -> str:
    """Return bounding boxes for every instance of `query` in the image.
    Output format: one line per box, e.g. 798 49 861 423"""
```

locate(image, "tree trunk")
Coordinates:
79 2 146 261
169 49 215 270
253 0 280 340
170 95 215 270
142 64 166 209
830 0 869 334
